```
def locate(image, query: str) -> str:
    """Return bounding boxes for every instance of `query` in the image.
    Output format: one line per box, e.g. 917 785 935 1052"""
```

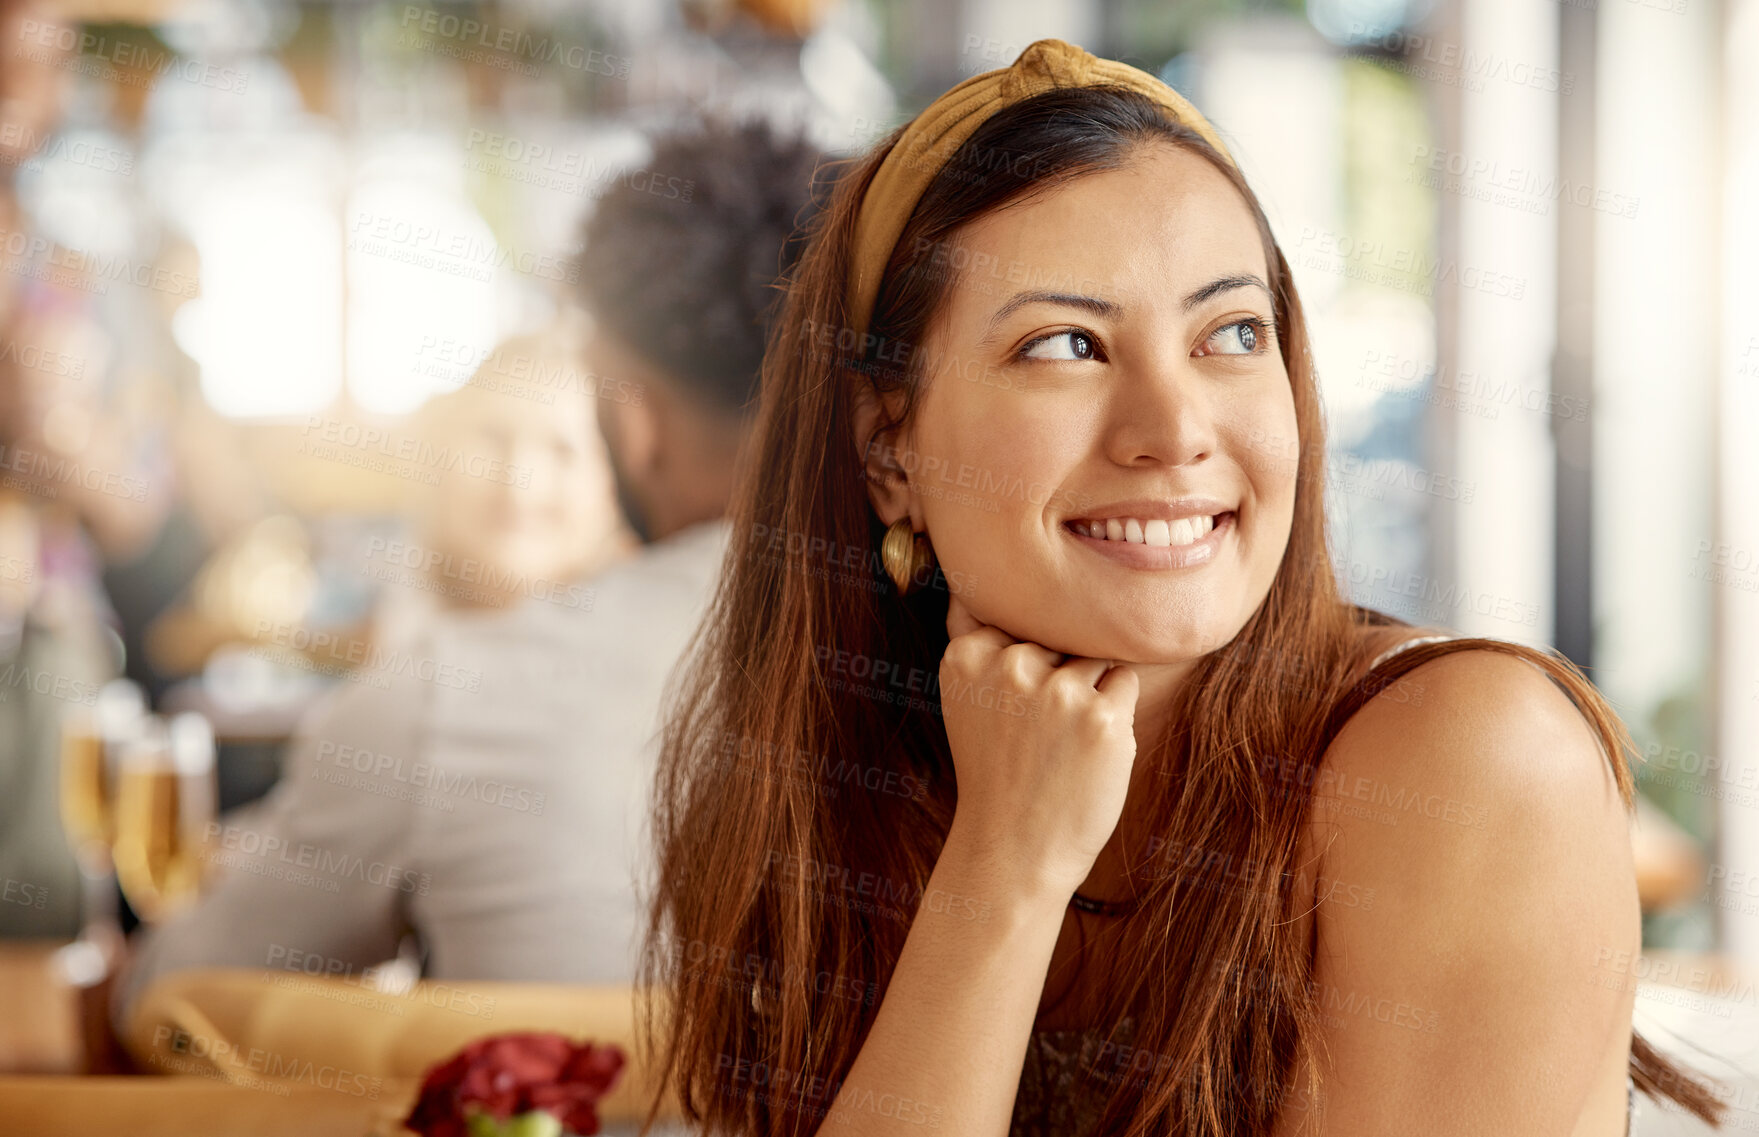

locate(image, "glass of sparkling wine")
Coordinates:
59 710 114 870
112 713 217 925
55 680 146 983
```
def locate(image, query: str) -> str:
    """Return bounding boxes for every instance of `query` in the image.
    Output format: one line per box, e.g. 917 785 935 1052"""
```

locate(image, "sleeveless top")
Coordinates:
1009 632 1642 1136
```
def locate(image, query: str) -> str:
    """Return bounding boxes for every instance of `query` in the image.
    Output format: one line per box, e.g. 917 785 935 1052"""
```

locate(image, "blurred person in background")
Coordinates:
0 0 176 939
630 0 895 156
359 323 637 652
114 318 627 1005
116 118 824 1022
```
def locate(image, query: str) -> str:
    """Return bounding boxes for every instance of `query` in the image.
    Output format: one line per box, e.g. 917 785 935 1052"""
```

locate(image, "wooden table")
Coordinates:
0 942 82 1073
0 1076 691 1136
0 1076 413 1136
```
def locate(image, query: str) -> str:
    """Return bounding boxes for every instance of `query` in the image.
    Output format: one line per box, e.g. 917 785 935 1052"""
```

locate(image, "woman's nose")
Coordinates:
1102 355 1218 469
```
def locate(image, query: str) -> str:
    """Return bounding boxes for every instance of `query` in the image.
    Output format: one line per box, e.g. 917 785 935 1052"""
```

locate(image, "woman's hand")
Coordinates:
938 594 1140 901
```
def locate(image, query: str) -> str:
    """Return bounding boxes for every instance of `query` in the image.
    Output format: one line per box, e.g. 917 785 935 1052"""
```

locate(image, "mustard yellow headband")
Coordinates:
845 38 1237 339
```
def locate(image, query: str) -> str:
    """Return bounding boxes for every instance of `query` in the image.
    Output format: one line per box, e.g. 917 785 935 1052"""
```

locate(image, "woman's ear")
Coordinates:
848 378 916 528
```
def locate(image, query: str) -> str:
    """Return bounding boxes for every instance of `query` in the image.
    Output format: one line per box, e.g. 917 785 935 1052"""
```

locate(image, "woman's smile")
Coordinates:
1060 506 1237 570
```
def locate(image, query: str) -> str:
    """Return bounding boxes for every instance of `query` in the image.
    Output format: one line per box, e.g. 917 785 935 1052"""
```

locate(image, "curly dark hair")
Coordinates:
575 119 829 418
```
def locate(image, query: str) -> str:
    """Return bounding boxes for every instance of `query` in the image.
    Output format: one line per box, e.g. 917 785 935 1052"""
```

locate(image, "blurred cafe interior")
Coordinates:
0 0 1755 1132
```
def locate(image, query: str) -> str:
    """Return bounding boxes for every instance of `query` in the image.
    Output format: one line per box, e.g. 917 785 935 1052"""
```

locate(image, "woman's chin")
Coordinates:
1029 626 1230 667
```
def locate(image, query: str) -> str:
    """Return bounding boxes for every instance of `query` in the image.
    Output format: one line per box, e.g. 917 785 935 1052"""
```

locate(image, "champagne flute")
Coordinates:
58 709 112 868
55 680 145 981
112 713 217 925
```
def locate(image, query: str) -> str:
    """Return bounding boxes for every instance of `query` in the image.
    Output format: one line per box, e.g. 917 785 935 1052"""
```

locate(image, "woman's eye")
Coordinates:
1202 319 1265 356
1021 330 1098 361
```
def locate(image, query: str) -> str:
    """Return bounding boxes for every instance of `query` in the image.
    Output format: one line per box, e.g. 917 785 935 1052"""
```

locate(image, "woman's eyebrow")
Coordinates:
980 290 1120 342
981 275 1273 338
1183 274 1272 311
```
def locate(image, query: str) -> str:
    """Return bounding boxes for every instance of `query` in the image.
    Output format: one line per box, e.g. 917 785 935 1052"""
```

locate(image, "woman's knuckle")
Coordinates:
943 640 978 670
1044 676 1081 708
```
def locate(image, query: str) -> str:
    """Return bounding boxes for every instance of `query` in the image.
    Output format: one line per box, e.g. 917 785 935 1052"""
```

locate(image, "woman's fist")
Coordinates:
937 594 1141 900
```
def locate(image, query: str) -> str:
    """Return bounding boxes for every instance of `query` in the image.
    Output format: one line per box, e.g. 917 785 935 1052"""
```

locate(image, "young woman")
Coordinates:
636 39 1726 1137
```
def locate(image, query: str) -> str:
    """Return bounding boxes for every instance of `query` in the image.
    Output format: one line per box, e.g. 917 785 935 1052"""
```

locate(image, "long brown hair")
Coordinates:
635 85 1726 1135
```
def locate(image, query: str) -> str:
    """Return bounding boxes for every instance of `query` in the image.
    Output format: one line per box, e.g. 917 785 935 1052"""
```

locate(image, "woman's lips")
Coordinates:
1062 511 1235 569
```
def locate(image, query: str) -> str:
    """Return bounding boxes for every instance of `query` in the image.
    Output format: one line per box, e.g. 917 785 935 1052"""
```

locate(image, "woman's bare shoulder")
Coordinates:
1321 643 1625 814
1289 646 1640 1133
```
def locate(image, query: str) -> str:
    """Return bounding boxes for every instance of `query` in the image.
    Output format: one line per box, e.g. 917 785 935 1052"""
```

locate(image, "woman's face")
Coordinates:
424 373 619 595
892 142 1298 663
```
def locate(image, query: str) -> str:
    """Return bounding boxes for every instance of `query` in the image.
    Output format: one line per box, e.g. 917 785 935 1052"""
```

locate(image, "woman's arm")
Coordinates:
813 822 1068 1135
812 594 1141 1136
1276 649 1640 1136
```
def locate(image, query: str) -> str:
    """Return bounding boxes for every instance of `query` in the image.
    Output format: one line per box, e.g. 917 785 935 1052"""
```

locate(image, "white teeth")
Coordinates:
1075 514 1223 545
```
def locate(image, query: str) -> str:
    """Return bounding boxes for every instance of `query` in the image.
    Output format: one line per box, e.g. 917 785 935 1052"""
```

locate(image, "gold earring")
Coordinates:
881 518 935 595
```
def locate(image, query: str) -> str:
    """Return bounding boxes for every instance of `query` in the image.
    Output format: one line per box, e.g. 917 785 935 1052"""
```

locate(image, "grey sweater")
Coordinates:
116 519 730 1020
